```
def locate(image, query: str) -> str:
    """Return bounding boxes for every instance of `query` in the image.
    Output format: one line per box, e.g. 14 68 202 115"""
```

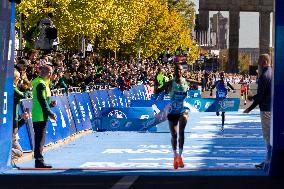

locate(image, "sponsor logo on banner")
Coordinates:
108 110 127 129
219 99 235 109
205 102 211 109
91 100 98 115
86 103 93 120
64 104 73 123
110 119 120 128
102 101 106 108
140 115 149 119
2 92 8 124
108 110 127 119
78 102 86 122
59 109 67 128
124 122 132 128
71 101 80 124
50 118 57 135
194 100 202 110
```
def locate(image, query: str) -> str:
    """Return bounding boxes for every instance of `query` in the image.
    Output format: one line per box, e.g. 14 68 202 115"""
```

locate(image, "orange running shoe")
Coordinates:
173 157 178 169
177 155 184 168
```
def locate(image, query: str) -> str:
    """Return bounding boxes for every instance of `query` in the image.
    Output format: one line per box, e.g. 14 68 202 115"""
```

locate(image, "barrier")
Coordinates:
21 96 76 146
18 107 33 152
184 98 240 112
17 85 239 147
73 92 93 130
132 98 240 113
18 86 154 138
188 90 201 98
131 98 240 128
2 84 241 171
20 99 35 148
0 1 16 170
98 107 155 131
68 94 91 132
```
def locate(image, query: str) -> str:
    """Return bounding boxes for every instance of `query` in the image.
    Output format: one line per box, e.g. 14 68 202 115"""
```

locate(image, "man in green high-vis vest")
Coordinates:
32 65 57 168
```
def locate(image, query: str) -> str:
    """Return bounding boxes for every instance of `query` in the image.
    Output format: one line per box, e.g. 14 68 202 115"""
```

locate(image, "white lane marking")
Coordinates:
196 120 261 124
191 126 261 130
79 162 258 169
111 176 139 189
128 157 251 161
200 116 253 119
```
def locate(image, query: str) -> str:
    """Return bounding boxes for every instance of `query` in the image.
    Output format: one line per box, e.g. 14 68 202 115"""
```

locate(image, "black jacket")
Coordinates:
248 66 272 112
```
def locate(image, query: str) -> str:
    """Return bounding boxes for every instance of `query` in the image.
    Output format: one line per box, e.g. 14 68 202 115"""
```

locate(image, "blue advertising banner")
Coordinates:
150 90 201 100
110 88 128 108
88 90 102 117
21 98 57 145
46 96 73 142
270 0 284 176
20 99 35 149
132 98 240 113
138 85 148 100
68 94 83 132
122 90 132 107
101 107 155 119
131 100 169 114
60 96 76 135
100 117 156 131
97 89 111 108
81 92 95 121
99 107 155 131
107 88 126 108
188 90 201 98
0 1 15 170
184 98 240 112
18 107 32 152
72 93 92 131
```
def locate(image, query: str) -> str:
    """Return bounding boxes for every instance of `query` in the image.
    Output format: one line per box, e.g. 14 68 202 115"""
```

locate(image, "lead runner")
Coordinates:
155 63 201 169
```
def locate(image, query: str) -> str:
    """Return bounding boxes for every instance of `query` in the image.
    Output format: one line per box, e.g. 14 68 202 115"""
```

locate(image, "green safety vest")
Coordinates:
156 73 165 89
32 77 51 122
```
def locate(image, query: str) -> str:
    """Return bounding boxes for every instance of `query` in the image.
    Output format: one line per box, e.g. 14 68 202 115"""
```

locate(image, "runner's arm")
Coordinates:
227 82 235 90
186 78 202 86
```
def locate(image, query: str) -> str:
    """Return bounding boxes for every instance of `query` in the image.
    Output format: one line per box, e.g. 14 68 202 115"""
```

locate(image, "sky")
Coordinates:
190 0 273 48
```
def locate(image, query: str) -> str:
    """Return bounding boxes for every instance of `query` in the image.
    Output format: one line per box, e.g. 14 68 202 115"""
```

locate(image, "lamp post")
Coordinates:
19 13 23 55
138 34 141 62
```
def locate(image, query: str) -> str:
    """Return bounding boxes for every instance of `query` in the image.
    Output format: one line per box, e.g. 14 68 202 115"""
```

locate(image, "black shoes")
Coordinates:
255 162 265 169
35 160 52 168
11 162 20 169
216 112 220 116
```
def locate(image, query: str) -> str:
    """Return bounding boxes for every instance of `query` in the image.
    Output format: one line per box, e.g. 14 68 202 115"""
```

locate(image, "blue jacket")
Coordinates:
248 66 272 111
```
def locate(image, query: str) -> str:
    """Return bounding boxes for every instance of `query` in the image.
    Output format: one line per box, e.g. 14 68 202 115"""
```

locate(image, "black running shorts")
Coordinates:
167 113 182 122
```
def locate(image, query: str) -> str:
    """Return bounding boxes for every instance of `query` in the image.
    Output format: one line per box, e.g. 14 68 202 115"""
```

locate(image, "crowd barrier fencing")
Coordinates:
18 85 151 152
18 84 241 153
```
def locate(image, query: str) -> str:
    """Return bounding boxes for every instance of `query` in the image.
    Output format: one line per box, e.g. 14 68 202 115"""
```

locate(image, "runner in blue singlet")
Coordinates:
155 64 201 169
210 72 235 131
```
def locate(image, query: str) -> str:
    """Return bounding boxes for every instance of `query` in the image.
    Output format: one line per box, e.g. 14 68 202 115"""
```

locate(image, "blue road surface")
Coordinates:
4 109 266 176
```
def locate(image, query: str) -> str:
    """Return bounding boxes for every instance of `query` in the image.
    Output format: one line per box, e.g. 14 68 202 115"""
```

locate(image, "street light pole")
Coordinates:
19 13 23 55
138 34 141 63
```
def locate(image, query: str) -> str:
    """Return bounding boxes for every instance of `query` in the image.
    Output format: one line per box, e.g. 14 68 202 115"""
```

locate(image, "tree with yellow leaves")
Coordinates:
16 0 198 62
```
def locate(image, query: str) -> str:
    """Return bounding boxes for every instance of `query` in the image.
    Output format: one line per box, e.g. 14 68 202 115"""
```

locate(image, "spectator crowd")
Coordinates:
14 49 256 96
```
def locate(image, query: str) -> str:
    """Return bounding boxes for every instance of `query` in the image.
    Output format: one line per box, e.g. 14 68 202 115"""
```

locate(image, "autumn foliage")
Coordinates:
16 0 198 61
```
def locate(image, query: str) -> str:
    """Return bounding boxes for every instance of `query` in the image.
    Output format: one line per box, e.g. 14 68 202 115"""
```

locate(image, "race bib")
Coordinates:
169 101 183 113
217 91 226 98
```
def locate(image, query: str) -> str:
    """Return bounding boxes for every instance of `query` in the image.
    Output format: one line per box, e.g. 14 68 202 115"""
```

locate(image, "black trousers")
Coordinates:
33 121 48 161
